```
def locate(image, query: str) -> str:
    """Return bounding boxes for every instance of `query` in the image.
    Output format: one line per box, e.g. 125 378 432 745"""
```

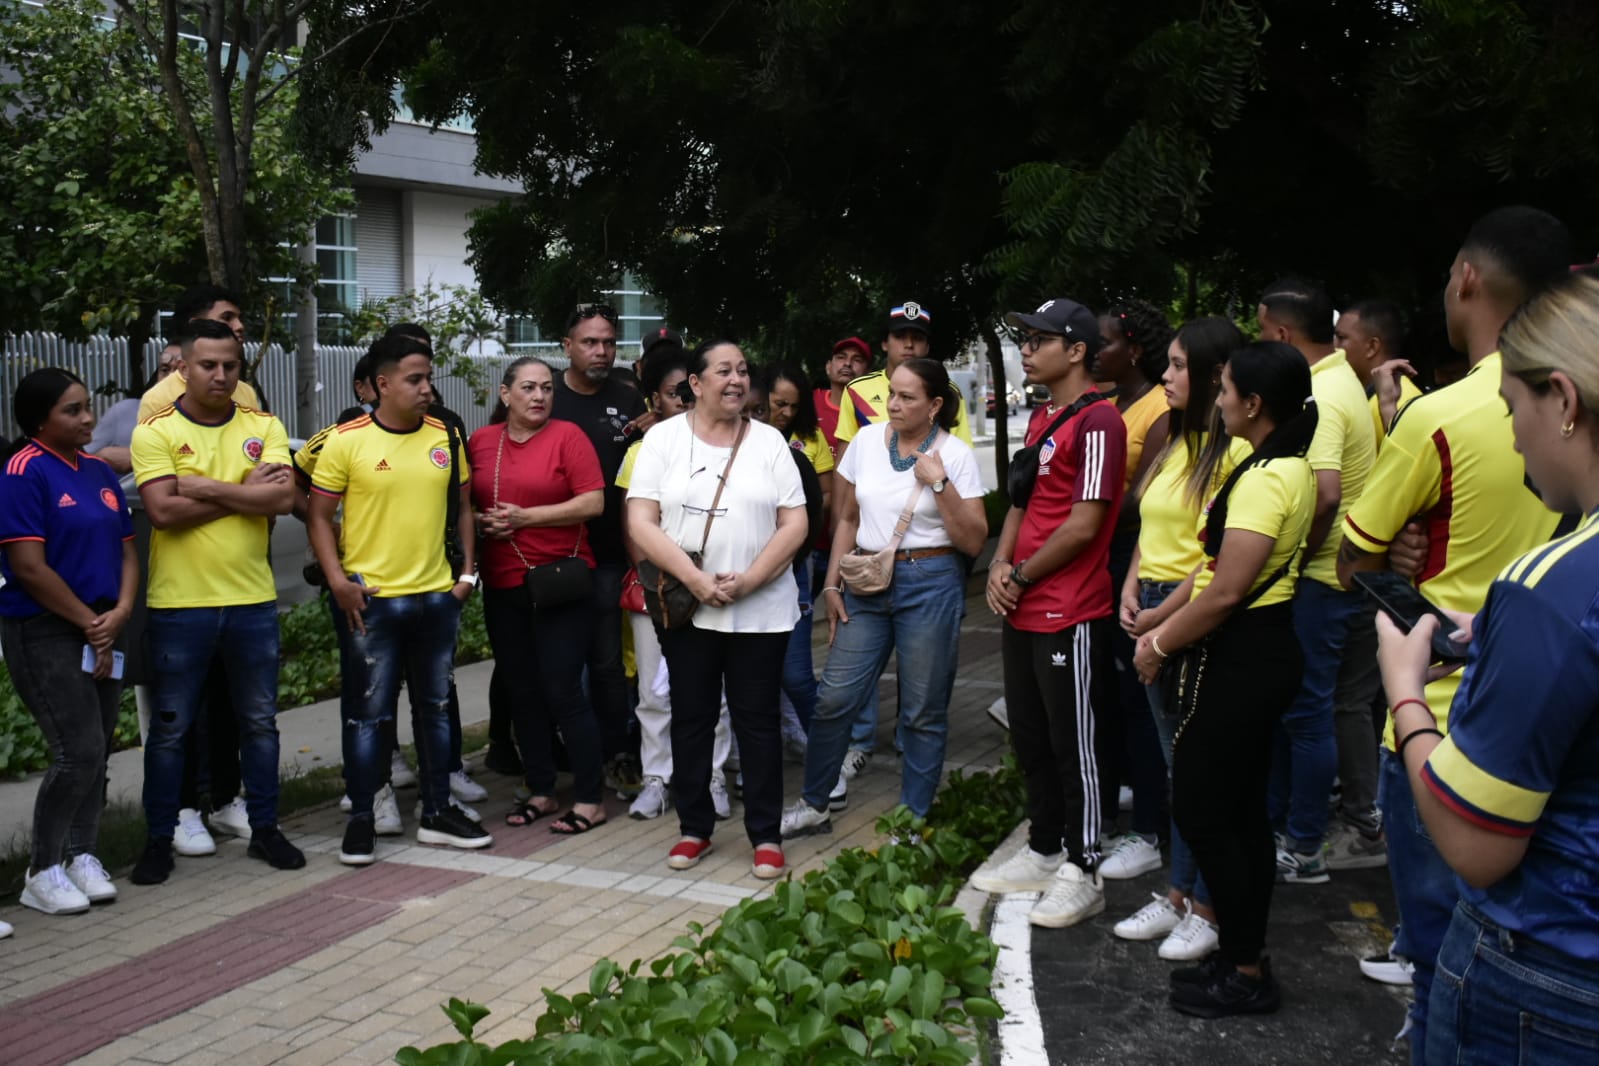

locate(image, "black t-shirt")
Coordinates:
552 373 648 565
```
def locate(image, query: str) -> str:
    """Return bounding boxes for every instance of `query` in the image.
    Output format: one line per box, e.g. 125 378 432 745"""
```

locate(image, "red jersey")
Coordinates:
815 387 843 463
1009 396 1127 632
467 421 605 590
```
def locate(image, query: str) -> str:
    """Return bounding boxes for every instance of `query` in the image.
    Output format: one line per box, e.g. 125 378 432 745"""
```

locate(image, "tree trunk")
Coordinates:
981 323 1010 491
294 236 320 436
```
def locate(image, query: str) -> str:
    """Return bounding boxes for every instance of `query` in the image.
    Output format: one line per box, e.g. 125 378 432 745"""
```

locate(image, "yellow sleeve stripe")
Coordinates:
1505 515 1599 586
1424 736 1549 828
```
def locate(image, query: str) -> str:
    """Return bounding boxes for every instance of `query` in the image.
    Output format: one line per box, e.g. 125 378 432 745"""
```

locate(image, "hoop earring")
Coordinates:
1561 421 1575 438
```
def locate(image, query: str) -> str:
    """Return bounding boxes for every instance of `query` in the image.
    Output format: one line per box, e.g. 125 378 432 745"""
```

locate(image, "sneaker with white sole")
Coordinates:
209 796 250 839
1323 822 1387 870
0 918 11 939
1099 833 1163 880
65 854 117 903
1276 845 1331 884
1358 952 1413 986
1029 862 1105 928
415 795 481 823
710 775 732 820
390 751 418 789
340 818 376 866
1159 907 1221 961
449 768 488 803
417 807 493 849
840 747 871 782
1114 893 1183 941
374 784 403 836
173 808 216 856
339 794 353 813
20 864 91 915
828 773 848 812
970 846 1064 894
779 799 832 839
629 776 669 820
986 697 1009 731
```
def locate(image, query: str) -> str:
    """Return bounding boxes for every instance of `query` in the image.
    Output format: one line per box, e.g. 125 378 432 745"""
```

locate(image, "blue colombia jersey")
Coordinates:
0 441 133 617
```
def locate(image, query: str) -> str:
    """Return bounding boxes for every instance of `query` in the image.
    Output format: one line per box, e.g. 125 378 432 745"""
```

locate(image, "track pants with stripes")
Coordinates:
1002 617 1116 871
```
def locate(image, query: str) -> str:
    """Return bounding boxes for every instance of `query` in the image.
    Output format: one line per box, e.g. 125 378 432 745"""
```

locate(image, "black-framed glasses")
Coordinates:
1018 332 1062 353
564 302 619 331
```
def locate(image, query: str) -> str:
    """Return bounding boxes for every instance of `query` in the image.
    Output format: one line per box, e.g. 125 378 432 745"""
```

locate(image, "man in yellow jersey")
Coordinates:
1335 299 1423 446
128 320 304 885
833 302 973 447
138 286 262 421
1256 279 1377 885
1337 205 1573 1062
308 335 488 866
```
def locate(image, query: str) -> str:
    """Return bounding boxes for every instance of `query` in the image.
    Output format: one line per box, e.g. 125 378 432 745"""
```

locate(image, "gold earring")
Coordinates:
1561 421 1575 438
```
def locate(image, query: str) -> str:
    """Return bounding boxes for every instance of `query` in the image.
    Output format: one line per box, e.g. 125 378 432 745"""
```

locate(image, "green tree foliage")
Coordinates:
349 281 504 404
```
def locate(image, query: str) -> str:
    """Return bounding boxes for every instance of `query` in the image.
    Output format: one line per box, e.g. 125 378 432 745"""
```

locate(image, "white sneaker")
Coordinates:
710 775 732 820
1359 952 1414 986
209 796 250 839
415 795 481 823
970 846 1064 894
1028 862 1105 928
20 864 91 915
65 854 117 904
629 776 670 820
840 747 870 782
1118 786 1134 812
1099 833 1163 880
1113 893 1183 941
339 794 353 813
829 773 848 811
390 751 418 789
779 799 832 838
986 697 1009 731
1158 907 1220 960
0 918 11 939
450 768 488 803
373 784 403 836
173 808 217 856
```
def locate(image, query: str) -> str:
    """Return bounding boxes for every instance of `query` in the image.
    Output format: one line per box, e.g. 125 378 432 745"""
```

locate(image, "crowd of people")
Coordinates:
1 204 1596 1062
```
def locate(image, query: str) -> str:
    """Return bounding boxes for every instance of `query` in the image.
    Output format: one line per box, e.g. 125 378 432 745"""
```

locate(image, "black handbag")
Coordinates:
639 418 748 631
1006 391 1103 508
1156 557 1293 718
493 426 594 611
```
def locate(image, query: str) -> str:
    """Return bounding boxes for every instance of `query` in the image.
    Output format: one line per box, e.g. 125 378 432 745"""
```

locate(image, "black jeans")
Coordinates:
1172 601 1301 966
1002 618 1117 870
483 585 602 804
660 625 787 843
2 611 121 870
587 563 635 761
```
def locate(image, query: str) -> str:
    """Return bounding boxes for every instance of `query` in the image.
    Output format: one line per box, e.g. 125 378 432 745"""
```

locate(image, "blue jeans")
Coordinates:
1428 902 1599 1065
1140 580 1210 907
802 553 964 817
781 561 818 730
1381 749 1460 1065
145 603 282 838
337 592 461 820
1270 579 1366 852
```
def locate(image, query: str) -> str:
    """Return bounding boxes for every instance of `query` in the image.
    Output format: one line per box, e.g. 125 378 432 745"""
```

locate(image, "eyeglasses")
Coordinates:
1018 332 1062 353
565 302 619 331
682 504 728 518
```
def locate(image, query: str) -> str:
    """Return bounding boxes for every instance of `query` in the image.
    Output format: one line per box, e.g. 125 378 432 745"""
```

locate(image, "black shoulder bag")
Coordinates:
1006 392 1103 508
495 426 593 610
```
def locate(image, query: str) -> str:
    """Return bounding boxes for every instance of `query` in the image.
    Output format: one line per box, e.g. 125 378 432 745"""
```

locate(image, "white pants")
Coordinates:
630 612 731 782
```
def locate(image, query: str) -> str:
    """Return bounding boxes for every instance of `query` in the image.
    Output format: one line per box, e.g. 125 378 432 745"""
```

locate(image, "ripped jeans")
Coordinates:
336 592 461 820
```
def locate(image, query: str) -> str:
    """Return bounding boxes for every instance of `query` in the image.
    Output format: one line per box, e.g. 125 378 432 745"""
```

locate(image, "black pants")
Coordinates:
660 625 787 844
1002 618 1116 870
1172 601 1301 965
586 563 635 761
482 585 603 804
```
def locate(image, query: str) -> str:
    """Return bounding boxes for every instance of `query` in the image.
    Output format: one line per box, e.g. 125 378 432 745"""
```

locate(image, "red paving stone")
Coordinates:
0 864 478 1066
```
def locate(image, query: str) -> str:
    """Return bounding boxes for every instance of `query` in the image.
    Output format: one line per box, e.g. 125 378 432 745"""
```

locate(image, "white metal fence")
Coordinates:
1 333 573 440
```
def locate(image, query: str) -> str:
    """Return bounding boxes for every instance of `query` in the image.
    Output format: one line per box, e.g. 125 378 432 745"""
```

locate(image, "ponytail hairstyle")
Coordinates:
1202 340 1318 557
1106 298 1175 383
897 357 960 431
5 367 86 462
1500 271 1599 451
489 355 553 424
1138 316 1244 506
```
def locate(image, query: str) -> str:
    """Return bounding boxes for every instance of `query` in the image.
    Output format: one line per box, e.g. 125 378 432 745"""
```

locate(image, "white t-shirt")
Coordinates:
837 423 983 551
627 415 806 634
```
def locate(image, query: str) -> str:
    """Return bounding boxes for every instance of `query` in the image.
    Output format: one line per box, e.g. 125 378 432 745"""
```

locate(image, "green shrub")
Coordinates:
981 490 1011 541
397 761 1027 1065
0 660 141 776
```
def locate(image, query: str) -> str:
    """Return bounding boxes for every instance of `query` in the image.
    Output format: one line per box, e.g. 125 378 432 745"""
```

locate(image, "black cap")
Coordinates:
640 326 684 356
1004 298 1103 356
885 301 932 337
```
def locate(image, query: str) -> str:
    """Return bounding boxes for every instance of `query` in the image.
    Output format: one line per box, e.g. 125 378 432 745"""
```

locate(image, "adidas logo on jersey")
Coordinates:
374 459 391 471
1050 651 1067 667
177 443 194 455
57 493 77 508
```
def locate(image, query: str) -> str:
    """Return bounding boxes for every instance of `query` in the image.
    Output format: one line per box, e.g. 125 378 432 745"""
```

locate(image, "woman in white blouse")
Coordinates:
782 358 988 837
626 340 809 879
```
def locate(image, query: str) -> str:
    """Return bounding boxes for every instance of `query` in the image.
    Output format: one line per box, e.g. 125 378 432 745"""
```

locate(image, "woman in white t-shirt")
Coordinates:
626 341 809 880
782 359 988 836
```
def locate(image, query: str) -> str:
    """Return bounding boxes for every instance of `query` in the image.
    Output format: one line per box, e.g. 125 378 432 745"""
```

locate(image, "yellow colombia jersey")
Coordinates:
833 370 973 445
1369 375 1423 448
1303 350 1376 589
311 414 469 597
615 438 642 492
1119 385 1170 492
1191 456 1315 609
791 428 835 476
292 422 336 483
131 400 290 608
1137 436 1252 583
1342 352 1561 741
138 372 260 422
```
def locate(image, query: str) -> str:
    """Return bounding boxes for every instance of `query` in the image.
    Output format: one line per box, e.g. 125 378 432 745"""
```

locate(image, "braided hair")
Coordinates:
1106 298 1175 382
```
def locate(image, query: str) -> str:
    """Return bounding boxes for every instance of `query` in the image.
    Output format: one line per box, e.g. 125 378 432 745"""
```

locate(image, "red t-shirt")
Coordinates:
815 387 843 463
467 421 605 590
1009 396 1127 632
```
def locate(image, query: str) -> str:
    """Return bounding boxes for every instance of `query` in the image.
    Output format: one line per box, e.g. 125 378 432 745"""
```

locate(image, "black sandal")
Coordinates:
504 800 555 827
550 810 607 835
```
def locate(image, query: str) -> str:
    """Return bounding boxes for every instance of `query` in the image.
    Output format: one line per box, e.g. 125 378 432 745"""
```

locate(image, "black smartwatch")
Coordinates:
1010 560 1036 588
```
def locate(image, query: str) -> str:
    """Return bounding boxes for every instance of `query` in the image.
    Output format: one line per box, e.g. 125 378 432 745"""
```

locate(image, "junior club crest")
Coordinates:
430 447 451 470
1038 438 1057 467
242 437 265 462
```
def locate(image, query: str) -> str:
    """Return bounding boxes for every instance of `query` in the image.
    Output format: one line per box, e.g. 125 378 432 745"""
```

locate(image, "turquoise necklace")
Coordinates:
887 428 934 472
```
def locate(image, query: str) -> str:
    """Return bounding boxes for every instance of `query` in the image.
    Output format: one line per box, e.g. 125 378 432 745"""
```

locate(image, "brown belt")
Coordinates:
893 546 956 561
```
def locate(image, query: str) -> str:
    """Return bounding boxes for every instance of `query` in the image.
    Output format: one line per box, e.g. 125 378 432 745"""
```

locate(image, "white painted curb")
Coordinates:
963 821 1049 1066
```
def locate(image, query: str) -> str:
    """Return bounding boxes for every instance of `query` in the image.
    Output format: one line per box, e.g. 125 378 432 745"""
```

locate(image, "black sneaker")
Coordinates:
1170 950 1231 987
130 837 175 885
248 825 307 870
1169 956 1281 1018
417 806 493 850
339 817 376 866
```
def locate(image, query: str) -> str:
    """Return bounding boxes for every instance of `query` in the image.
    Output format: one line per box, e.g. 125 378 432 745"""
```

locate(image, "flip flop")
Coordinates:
504 800 555 828
550 810 607 835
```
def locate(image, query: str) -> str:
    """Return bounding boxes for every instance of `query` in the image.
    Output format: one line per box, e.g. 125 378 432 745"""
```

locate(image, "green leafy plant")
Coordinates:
397 761 1025 1064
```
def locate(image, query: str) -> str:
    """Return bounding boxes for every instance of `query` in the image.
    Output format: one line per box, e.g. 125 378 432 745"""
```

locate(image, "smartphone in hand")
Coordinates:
1352 571 1470 664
